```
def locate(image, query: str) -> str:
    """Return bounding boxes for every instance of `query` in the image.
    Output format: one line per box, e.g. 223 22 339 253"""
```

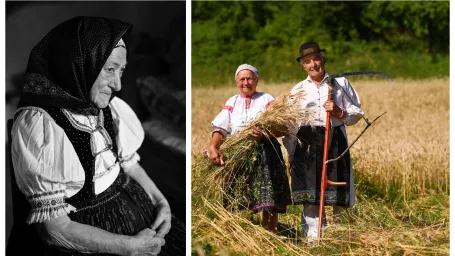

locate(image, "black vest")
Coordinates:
37 106 118 207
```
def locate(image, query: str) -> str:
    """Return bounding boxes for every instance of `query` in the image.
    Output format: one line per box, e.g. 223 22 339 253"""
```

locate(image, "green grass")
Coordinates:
192 51 449 87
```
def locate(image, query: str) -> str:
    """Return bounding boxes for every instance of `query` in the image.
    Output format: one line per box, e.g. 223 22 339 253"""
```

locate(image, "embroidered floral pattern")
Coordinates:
223 138 290 213
26 190 77 223
292 190 349 205
61 109 115 157
62 108 105 133
26 189 63 200
23 73 79 100
27 190 66 209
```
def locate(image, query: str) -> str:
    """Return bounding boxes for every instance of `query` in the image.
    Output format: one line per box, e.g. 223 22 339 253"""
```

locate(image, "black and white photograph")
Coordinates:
5 2 186 255
2 1 452 256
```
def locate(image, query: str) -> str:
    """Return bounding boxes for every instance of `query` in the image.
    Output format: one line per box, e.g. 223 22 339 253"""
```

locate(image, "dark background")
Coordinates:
5 1 186 245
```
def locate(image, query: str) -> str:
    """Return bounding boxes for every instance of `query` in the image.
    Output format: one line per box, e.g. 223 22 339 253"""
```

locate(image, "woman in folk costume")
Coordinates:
207 64 290 233
9 16 184 255
283 42 364 240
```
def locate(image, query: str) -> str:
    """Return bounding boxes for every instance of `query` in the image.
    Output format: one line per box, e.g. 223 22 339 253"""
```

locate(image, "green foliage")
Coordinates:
192 1 449 86
191 241 216 256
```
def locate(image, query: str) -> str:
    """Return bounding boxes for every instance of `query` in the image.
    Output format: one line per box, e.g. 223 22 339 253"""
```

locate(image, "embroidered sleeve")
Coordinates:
26 190 77 224
109 97 145 159
11 108 83 224
210 127 229 139
119 152 141 170
211 96 237 135
263 93 276 110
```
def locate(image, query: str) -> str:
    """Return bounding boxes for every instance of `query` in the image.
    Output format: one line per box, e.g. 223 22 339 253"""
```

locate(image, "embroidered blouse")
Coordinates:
11 97 144 224
282 72 364 162
211 92 275 137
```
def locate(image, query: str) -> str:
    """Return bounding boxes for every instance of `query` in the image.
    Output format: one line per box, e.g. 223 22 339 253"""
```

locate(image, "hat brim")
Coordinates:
296 49 326 62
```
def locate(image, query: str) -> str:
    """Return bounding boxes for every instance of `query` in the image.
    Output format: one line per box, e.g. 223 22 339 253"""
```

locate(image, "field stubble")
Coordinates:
191 78 449 255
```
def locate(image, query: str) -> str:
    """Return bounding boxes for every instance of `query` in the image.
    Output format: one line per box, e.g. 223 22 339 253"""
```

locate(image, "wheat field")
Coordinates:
191 78 449 255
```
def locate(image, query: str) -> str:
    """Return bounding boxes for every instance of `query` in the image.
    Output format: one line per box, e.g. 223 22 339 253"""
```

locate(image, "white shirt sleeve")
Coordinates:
334 78 364 126
11 108 79 224
109 97 144 170
210 96 236 137
262 93 275 109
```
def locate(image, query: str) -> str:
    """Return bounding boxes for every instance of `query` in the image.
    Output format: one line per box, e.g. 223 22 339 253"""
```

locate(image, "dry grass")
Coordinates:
191 78 449 255
347 79 449 197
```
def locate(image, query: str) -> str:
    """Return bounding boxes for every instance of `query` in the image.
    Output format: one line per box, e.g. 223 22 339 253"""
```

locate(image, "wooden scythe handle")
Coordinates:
318 81 350 242
327 180 347 186
317 84 332 242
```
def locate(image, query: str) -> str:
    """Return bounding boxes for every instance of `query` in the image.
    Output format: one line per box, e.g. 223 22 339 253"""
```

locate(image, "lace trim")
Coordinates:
23 73 80 100
62 109 115 157
26 190 77 224
119 152 140 169
91 127 114 157
26 189 63 200
27 190 66 209
93 161 119 179
61 109 105 133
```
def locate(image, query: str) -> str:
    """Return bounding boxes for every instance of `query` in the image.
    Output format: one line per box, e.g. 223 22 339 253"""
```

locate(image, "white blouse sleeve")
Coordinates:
210 96 237 138
262 93 275 109
335 78 364 126
109 97 144 170
11 108 80 224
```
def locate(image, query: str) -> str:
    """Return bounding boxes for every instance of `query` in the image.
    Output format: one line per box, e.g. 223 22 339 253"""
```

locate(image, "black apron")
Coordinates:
290 125 351 206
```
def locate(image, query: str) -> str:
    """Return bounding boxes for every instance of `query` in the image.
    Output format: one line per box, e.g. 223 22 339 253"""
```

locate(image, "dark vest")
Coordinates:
37 106 118 207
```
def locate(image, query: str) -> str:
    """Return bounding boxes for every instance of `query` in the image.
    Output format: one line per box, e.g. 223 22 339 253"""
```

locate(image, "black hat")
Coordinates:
296 41 326 62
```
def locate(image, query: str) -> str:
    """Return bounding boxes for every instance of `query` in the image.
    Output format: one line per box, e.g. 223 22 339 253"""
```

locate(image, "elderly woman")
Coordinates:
207 64 290 233
9 17 184 255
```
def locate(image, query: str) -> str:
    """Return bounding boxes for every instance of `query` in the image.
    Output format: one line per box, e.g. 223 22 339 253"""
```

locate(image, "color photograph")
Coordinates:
191 2 449 255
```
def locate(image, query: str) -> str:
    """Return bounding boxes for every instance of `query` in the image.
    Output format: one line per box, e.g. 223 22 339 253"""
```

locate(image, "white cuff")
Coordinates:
26 190 76 224
119 152 141 170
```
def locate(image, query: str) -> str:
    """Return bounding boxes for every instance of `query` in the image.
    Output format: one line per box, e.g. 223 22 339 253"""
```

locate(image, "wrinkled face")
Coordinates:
235 70 258 97
301 52 325 80
90 47 127 108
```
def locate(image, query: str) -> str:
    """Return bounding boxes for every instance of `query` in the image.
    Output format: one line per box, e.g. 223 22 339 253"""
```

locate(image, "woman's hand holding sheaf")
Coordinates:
208 146 223 165
251 126 265 141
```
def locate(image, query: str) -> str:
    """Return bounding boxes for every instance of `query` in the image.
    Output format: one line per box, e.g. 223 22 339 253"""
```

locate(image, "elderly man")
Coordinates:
207 64 290 233
283 42 364 239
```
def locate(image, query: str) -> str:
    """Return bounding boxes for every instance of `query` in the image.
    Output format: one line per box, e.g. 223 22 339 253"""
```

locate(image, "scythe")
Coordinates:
317 71 392 242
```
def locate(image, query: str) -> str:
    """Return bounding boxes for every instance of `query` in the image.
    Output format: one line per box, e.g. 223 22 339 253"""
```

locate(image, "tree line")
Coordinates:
192 1 449 86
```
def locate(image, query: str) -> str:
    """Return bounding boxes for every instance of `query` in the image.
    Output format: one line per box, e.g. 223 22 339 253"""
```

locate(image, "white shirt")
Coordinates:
211 92 275 136
11 97 144 224
283 73 364 161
